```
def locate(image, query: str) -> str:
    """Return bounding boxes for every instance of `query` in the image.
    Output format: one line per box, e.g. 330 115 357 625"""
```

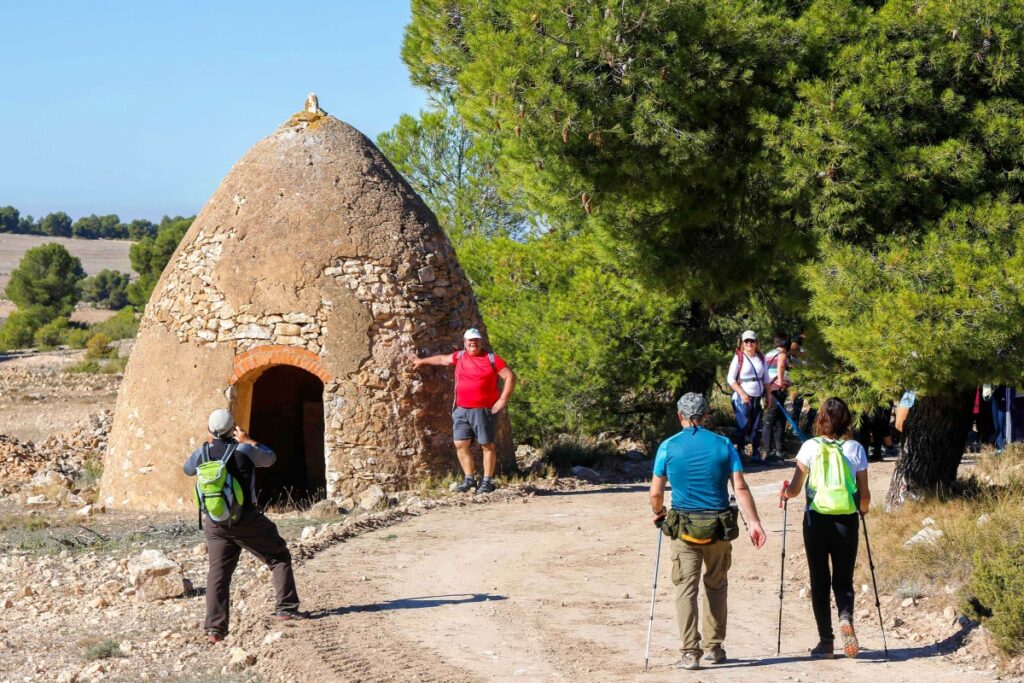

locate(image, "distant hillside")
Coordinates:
0 234 136 291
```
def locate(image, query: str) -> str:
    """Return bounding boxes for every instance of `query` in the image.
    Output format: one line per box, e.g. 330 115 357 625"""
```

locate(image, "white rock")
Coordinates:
192 543 207 556
901 597 916 608
127 550 184 601
944 606 957 621
227 647 256 669
357 485 387 510
904 526 944 548
921 517 937 527
976 513 991 527
798 588 807 599
75 505 94 517
262 631 284 645
300 526 317 541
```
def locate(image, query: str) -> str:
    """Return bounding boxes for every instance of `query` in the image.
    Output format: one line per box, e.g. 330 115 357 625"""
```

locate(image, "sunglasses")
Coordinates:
743 339 757 344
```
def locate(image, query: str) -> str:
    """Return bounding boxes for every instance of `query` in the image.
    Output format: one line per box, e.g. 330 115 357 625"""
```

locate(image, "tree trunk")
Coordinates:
886 388 974 510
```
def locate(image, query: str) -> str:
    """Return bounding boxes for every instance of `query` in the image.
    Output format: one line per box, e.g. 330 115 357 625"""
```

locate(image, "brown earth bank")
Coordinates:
0 351 1019 682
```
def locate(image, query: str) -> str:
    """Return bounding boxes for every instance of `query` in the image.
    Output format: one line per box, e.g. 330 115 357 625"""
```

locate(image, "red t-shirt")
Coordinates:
451 351 507 408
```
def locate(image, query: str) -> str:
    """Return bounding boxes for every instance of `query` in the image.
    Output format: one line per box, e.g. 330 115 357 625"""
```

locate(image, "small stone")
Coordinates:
300 526 317 541
944 606 957 621
1 598 13 609
901 597 915 608
798 588 807 599
227 646 256 669
127 549 185 601
75 505 94 517
903 526 943 548
15 585 34 598
621 592 630 599
357 485 387 510
192 543 207 556
921 517 936 527
976 513 991 527
262 631 284 645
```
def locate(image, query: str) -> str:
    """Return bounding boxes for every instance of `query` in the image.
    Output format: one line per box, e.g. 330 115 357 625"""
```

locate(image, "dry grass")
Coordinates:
863 446 1024 654
0 234 134 291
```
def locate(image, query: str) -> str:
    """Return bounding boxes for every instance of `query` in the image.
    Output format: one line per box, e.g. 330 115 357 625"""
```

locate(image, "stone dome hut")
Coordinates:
100 102 513 511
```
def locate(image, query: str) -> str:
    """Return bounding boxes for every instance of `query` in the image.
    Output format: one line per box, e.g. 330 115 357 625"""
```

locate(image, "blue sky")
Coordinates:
0 2 428 222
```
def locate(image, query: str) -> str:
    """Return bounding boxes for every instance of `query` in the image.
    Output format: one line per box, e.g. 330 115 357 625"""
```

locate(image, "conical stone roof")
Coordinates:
101 104 512 510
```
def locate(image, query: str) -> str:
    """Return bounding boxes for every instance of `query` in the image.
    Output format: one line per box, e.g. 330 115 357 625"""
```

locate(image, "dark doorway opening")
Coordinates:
249 365 325 507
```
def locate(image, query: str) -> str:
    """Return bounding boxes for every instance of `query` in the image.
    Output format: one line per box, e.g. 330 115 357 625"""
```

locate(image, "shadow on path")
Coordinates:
308 593 507 619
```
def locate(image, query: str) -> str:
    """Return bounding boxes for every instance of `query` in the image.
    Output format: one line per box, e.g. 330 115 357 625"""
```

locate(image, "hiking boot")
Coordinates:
476 478 496 494
206 630 225 644
765 452 783 464
701 646 726 664
883 445 899 459
809 640 835 659
839 619 859 658
273 609 306 622
455 476 477 493
674 651 701 670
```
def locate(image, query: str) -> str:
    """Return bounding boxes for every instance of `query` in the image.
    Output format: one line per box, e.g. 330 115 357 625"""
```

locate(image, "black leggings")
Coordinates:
803 510 859 641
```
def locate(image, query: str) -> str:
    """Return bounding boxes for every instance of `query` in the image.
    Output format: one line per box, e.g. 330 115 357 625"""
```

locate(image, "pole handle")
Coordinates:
778 480 790 508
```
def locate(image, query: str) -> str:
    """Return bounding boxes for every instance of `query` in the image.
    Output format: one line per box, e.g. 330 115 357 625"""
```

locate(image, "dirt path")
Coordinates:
260 464 991 683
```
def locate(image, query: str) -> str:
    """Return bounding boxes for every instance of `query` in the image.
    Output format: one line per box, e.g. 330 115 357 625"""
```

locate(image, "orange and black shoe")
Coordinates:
839 619 860 658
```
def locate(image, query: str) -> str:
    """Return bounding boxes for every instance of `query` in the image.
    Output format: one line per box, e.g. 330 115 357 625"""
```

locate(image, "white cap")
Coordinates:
208 409 235 437
741 330 757 341
464 328 483 340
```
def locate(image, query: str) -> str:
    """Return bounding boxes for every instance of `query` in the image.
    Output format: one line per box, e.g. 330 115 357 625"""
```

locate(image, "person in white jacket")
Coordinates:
726 330 770 464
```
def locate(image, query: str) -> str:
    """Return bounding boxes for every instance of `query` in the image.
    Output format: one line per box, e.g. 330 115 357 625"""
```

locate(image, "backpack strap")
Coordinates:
220 442 237 464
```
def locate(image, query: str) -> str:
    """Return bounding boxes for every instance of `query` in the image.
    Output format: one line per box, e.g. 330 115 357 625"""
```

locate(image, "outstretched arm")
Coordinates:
406 352 455 370
732 471 766 548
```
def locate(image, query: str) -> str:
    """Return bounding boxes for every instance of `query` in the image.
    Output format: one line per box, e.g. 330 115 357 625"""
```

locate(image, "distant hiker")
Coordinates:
760 332 792 463
781 397 870 659
184 409 302 644
407 327 516 494
727 330 770 464
855 405 897 462
649 393 767 671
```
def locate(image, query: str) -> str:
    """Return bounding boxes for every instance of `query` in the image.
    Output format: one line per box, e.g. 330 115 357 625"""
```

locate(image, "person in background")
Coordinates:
727 330 769 464
760 333 791 463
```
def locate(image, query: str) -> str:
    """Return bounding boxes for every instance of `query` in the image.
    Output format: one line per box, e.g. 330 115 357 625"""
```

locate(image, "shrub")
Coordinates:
0 307 51 349
101 356 128 374
64 327 92 349
85 333 115 360
82 638 121 661
90 308 139 340
33 316 71 350
543 435 617 470
66 360 101 374
962 541 1024 655
80 269 130 309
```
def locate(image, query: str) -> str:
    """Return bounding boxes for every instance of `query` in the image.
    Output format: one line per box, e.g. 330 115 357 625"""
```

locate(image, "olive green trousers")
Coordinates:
670 536 732 654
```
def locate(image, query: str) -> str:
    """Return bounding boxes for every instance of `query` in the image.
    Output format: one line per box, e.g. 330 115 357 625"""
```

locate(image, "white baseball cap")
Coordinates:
464 328 483 340
741 330 757 341
208 409 235 437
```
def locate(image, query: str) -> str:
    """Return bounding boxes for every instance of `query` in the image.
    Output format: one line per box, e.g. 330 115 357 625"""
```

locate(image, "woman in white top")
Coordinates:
781 397 871 660
727 330 770 463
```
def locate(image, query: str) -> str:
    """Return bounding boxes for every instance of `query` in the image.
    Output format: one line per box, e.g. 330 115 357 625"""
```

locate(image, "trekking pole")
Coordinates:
777 480 789 656
772 389 808 443
859 512 889 660
643 526 664 671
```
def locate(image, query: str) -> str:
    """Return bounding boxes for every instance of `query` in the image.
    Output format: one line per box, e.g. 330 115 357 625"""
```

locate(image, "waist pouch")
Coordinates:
661 508 740 544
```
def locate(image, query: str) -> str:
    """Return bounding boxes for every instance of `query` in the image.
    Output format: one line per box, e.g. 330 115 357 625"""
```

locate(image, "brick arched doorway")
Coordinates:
228 346 332 506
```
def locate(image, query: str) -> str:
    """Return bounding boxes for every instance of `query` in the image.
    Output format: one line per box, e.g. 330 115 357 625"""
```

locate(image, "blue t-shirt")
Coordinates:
653 427 744 512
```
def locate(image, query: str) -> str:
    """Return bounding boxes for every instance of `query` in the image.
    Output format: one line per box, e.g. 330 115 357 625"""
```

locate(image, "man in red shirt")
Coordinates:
407 328 516 493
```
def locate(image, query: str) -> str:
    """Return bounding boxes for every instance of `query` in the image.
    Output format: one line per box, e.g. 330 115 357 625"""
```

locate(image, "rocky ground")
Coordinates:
0 352 1020 682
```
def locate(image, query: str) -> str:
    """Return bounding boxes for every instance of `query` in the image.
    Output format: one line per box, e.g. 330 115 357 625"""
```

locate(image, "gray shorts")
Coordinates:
452 407 496 444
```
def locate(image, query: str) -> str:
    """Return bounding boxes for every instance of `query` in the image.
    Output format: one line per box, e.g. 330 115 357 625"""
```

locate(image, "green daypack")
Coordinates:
808 438 857 515
193 443 244 527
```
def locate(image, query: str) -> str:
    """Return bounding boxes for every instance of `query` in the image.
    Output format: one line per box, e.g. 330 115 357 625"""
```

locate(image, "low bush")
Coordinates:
962 541 1024 655
82 638 121 661
0 307 48 349
90 307 138 340
543 435 617 470
64 327 92 349
85 332 115 360
66 360 102 374
33 316 72 350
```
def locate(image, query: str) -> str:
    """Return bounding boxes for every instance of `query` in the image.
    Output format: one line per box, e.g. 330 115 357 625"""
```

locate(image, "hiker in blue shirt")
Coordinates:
649 393 767 671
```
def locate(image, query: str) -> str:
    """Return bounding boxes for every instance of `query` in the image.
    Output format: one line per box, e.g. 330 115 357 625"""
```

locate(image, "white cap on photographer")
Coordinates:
208 409 235 438
741 330 757 342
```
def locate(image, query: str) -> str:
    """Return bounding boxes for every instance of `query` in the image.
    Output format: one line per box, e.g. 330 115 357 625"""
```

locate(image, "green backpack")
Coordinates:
193 443 244 527
808 438 857 515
